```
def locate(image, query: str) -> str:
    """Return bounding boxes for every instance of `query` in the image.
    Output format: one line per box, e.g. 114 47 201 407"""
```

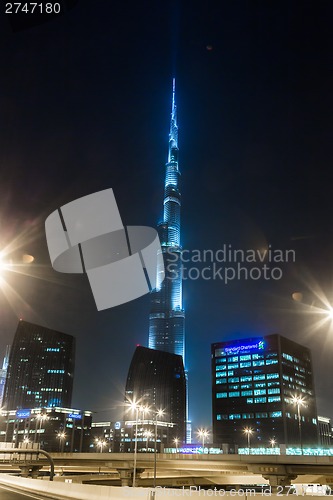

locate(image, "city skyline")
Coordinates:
0 1 332 430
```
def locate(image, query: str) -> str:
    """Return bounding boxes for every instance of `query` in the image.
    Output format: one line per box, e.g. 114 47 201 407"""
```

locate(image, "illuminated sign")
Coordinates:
114 421 121 430
217 340 265 357
68 413 82 420
16 409 31 419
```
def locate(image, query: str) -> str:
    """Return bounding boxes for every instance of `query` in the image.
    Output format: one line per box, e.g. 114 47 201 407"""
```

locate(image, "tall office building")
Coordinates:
3 320 75 410
212 334 318 450
0 345 10 406
148 79 185 360
125 346 186 442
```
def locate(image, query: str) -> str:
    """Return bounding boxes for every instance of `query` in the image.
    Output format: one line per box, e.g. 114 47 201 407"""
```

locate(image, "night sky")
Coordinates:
0 1 333 434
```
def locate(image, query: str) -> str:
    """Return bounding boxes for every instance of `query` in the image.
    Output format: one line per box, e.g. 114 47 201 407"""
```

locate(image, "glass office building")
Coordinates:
3 320 75 410
125 346 186 442
212 334 318 449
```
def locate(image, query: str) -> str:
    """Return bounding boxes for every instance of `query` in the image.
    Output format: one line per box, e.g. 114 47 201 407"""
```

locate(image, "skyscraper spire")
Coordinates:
148 79 185 361
168 78 178 161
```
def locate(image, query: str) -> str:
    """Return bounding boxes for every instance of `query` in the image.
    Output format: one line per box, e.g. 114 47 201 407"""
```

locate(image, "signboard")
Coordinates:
114 421 121 430
16 409 31 419
68 413 82 420
216 340 265 357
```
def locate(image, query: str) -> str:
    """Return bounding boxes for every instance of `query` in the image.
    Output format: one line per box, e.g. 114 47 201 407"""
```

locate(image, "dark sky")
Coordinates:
0 0 333 434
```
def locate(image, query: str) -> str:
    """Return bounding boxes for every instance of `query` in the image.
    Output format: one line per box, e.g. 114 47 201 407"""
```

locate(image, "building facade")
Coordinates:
3 320 75 410
125 346 186 442
318 416 332 447
212 334 318 450
91 419 176 453
0 407 92 452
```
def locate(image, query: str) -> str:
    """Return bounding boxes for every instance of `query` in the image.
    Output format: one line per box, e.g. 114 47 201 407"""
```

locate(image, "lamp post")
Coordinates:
144 430 153 450
270 438 276 448
173 437 179 453
154 409 164 489
244 428 253 453
292 395 305 453
58 431 66 452
95 438 107 453
36 413 48 444
197 428 209 453
130 402 139 487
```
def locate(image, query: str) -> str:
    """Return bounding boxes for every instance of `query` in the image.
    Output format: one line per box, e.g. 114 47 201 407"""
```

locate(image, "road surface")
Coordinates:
0 485 49 499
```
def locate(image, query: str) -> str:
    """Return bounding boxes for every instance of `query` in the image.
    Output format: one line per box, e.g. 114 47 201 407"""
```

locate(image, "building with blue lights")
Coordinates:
3 320 75 411
148 79 185 361
212 334 319 451
125 80 187 443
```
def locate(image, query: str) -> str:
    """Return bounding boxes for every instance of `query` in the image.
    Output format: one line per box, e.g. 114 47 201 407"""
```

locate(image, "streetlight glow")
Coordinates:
197 428 209 452
244 427 253 452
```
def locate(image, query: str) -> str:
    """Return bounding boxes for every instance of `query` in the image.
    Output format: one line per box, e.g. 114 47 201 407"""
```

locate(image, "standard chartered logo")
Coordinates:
45 188 164 310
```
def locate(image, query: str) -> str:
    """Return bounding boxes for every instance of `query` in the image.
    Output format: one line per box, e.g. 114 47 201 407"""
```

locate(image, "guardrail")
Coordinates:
0 448 54 480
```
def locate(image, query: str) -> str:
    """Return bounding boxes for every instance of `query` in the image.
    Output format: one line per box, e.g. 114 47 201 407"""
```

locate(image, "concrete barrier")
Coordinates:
0 474 330 499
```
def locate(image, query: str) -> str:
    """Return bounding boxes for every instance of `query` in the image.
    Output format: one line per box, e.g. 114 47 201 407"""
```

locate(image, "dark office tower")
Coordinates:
148 79 185 361
212 334 318 450
3 320 75 410
125 346 186 442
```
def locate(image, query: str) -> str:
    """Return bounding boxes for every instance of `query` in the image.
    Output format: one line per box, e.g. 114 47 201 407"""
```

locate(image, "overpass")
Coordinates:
2 451 333 488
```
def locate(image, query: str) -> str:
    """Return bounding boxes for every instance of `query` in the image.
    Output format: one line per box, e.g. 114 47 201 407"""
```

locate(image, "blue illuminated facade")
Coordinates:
212 334 319 450
148 79 185 361
3 320 75 410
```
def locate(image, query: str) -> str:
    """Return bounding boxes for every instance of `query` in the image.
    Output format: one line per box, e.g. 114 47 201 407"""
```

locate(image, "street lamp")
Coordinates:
144 430 153 450
153 408 164 488
270 438 276 448
95 438 107 453
197 428 209 453
244 428 253 452
173 437 179 453
129 401 139 487
291 395 305 453
57 431 66 452
23 437 30 447
36 413 48 444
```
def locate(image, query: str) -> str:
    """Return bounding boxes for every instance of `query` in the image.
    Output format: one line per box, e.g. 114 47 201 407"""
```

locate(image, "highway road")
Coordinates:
0 485 49 499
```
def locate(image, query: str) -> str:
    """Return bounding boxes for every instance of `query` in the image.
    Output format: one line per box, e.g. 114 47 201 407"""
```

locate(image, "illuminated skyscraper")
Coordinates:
148 78 185 362
125 80 188 443
3 320 75 410
0 345 10 406
212 334 318 450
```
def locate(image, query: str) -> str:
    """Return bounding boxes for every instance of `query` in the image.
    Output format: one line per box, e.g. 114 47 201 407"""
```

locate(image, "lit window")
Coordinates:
270 411 282 418
240 384 252 389
268 388 280 395
217 414 228 420
246 398 253 404
253 360 264 367
254 397 267 403
255 412 268 418
228 356 239 363
254 383 266 389
229 391 240 397
216 393 227 398
268 396 281 403
266 373 279 379
216 378 227 384
282 353 293 362
228 363 239 369
227 370 234 376
240 355 251 361
253 375 265 381
216 365 227 371
241 390 253 396
228 377 239 383
241 376 252 382
229 414 241 420
240 362 251 368
254 389 266 396
216 372 226 378
242 413 254 419
229 384 239 390
266 359 278 365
